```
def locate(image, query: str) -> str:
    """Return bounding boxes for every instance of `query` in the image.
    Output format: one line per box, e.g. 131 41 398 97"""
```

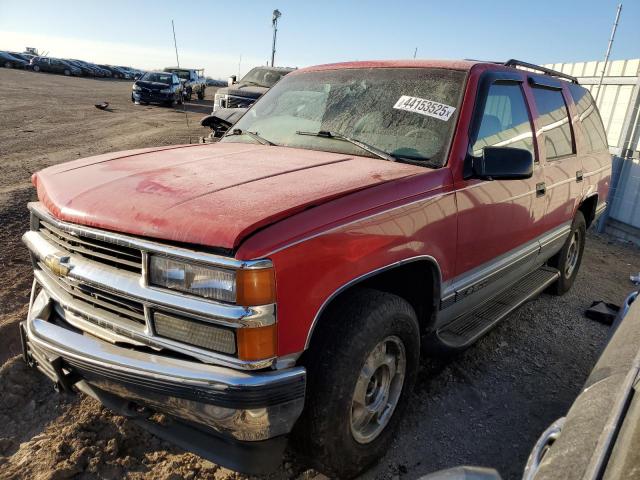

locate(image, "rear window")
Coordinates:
568 84 609 153
531 87 575 159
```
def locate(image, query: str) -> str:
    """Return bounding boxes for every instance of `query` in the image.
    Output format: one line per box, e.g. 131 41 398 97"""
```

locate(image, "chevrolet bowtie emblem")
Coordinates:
43 253 72 277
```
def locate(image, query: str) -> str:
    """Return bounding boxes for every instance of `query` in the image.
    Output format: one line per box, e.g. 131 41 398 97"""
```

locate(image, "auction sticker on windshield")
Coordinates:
393 95 456 121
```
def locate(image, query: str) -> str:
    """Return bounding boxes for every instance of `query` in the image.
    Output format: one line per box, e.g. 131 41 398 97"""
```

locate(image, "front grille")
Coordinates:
226 95 256 108
39 219 143 273
40 265 146 326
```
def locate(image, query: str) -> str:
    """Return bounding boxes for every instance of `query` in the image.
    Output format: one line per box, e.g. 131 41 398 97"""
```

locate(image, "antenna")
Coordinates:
595 3 622 102
172 20 180 68
170 20 191 139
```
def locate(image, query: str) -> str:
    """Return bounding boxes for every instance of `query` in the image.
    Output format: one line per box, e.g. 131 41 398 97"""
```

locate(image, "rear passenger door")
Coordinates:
528 77 582 260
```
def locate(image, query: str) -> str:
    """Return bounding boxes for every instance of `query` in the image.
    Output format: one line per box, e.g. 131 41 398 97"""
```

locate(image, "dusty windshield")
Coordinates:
168 69 190 79
241 68 290 87
222 67 466 166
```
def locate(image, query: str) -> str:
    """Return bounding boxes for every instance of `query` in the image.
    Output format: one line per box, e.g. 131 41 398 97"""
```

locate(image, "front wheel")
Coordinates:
32 65 40 72
548 211 586 295
293 289 419 478
4 61 12 68
63 69 71 76
197 88 205 100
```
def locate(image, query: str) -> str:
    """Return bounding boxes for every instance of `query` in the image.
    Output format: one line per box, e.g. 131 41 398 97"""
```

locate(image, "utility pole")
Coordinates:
413 47 418 59
171 20 180 68
238 54 242 79
271 9 281 67
596 3 622 101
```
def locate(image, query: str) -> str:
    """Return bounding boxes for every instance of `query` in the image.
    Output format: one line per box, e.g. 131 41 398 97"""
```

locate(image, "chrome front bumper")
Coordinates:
22 288 306 472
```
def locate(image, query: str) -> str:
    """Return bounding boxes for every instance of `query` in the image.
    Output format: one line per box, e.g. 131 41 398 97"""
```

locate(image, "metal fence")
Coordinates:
544 59 640 243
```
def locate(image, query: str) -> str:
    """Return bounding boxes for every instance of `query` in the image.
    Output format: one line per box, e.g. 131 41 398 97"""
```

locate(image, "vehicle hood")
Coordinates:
217 84 267 98
33 143 425 250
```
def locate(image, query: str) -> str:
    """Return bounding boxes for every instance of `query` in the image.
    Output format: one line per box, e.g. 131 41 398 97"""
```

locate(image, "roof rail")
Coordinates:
504 59 578 84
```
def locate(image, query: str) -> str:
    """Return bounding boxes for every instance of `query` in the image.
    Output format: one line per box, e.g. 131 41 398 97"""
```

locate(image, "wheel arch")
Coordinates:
578 193 599 228
304 256 442 351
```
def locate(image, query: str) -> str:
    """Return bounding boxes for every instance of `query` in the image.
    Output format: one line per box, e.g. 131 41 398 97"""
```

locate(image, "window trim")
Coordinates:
465 71 538 178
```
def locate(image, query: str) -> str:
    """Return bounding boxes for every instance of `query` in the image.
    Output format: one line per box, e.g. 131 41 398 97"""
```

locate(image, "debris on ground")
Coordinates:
584 301 620 325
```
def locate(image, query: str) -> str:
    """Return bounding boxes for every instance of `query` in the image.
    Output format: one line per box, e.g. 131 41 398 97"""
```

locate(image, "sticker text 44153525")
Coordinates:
393 95 456 121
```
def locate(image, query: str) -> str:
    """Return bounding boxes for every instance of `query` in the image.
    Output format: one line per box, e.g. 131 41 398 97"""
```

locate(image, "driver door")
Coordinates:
446 78 546 319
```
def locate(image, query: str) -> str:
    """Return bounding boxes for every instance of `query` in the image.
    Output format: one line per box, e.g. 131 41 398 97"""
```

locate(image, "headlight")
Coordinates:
149 255 276 306
160 88 172 94
133 84 141 91
150 255 236 302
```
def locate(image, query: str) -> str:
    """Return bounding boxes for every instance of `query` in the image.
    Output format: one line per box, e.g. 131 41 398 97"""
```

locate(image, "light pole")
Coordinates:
271 9 281 67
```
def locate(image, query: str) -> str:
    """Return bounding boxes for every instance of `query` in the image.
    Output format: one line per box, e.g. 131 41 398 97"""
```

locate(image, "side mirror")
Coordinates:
228 75 237 87
471 147 533 180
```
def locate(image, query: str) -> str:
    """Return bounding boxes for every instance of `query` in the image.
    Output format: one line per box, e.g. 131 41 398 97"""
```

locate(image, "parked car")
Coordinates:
116 66 139 79
29 57 82 76
21 59 611 478
213 65 294 111
0 51 28 69
71 59 110 77
164 67 206 100
131 71 183 106
64 59 98 77
98 64 128 79
6 51 34 64
206 77 227 87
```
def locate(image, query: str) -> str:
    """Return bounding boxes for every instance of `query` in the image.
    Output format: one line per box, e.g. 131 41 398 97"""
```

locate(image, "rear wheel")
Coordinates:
32 65 40 72
197 88 205 100
63 69 71 76
548 211 586 295
4 61 12 68
294 289 419 478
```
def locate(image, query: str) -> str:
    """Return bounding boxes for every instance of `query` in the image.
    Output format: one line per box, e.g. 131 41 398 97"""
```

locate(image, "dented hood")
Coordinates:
34 142 424 249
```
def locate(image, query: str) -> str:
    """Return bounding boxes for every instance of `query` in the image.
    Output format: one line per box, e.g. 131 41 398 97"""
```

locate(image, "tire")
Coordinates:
547 211 586 295
4 61 12 68
33 65 40 72
185 88 192 101
293 289 420 478
63 69 71 76
197 88 205 100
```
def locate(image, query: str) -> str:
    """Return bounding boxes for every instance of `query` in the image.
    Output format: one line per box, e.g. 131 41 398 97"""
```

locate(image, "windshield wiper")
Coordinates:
295 130 396 162
226 128 276 146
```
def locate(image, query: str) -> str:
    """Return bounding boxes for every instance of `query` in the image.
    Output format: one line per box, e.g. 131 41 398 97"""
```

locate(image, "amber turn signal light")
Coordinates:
236 268 276 306
237 324 277 361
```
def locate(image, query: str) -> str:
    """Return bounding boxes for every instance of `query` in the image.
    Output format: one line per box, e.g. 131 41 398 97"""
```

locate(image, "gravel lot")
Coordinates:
1 68 639 480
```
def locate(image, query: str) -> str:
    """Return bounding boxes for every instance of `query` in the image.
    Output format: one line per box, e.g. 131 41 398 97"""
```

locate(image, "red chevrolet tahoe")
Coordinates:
21 59 611 478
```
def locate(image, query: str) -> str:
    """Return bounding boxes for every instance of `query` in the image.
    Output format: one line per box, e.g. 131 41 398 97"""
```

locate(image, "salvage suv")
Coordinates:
21 59 611 478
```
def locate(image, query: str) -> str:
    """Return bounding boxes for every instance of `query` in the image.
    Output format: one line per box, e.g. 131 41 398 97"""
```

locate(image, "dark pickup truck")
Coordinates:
164 67 206 100
213 66 293 111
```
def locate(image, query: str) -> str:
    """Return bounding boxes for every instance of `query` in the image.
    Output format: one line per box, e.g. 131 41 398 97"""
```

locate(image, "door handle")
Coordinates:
576 170 584 182
536 182 546 197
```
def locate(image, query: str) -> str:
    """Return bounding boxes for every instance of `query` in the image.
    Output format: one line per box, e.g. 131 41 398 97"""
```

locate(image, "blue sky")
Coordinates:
1 0 638 78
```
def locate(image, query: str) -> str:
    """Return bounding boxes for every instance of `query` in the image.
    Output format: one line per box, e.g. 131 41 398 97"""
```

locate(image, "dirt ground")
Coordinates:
1 68 639 480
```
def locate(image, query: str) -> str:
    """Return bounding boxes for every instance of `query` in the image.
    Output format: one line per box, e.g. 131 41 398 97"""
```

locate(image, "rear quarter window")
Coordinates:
568 84 609 153
531 87 575 159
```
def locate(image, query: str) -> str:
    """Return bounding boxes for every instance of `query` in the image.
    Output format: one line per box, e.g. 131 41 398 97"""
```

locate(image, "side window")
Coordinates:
173 74 179 84
531 87 575 159
568 84 608 153
472 82 535 158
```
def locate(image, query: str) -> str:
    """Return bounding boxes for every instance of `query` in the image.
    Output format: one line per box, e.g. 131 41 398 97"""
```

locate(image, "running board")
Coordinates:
436 266 560 349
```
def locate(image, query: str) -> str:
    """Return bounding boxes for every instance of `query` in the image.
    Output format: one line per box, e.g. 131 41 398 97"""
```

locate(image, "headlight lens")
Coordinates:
160 88 172 93
133 84 141 91
149 256 236 302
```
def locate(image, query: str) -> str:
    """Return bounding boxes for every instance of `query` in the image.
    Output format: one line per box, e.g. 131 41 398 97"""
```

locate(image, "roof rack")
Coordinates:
504 59 578 84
